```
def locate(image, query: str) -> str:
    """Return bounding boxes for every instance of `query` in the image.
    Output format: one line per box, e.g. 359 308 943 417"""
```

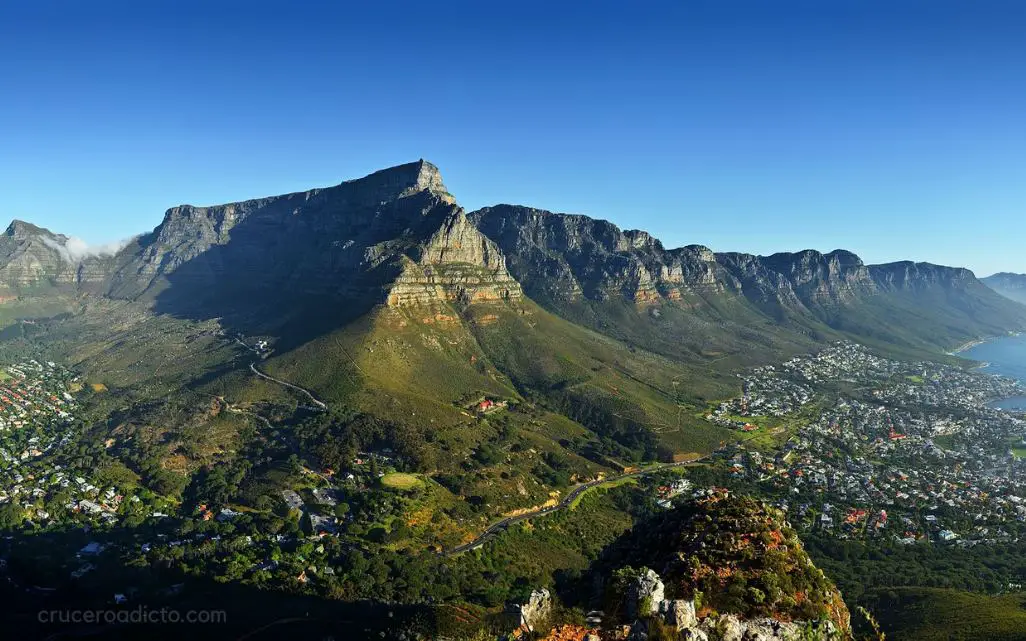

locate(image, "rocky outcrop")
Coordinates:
507 588 553 632
625 569 664 619
468 206 739 307
658 599 697 631
599 563 824 640
595 497 851 640
385 210 522 307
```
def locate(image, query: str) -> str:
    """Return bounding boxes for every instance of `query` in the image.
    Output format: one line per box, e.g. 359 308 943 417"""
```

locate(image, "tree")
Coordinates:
334 503 350 519
0 503 23 530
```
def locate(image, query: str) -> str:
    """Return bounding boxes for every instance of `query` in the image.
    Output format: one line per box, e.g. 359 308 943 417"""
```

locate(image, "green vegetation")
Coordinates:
592 495 849 628
381 472 425 490
805 535 1026 603
862 587 1026 641
567 476 638 510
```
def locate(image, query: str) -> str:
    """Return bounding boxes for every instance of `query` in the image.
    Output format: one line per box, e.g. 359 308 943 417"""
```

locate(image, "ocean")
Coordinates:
960 334 1026 410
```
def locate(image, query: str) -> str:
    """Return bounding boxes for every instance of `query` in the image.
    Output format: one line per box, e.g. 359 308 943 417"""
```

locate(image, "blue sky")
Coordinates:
2 0 1024 275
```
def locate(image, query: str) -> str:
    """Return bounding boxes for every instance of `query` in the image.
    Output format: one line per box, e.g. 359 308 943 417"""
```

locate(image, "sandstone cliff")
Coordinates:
96 160 520 315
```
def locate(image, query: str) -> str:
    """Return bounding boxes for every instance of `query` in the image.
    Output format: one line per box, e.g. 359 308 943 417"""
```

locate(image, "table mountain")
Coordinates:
105 160 519 320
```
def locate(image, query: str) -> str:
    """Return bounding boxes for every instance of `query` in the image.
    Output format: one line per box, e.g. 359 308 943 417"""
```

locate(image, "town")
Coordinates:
5 341 1026 601
708 342 1026 547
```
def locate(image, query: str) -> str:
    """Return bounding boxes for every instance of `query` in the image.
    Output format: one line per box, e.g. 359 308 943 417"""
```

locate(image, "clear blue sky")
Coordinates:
2 0 1024 275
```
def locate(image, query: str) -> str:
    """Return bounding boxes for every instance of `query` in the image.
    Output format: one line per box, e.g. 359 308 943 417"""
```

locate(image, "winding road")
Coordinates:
233 337 328 411
249 362 328 411
442 454 713 556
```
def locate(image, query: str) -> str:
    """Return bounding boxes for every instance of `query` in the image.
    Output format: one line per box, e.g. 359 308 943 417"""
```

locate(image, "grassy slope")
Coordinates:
266 296 737 460
464 301 737 455
825 287 1026 353
863 587 1026 641
542 292 820 373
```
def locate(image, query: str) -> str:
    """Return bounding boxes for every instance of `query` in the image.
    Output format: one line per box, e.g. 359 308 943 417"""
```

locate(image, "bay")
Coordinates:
959 334 1026 409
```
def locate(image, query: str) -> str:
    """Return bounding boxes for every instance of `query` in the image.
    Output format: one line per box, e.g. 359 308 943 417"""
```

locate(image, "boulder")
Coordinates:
658 599 697 631
743 618 801 641
626 569 665 619
713 614 745 641
507 588 552 631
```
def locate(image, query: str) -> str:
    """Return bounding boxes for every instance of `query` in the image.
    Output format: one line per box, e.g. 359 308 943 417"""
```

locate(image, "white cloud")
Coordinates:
41 235 136 263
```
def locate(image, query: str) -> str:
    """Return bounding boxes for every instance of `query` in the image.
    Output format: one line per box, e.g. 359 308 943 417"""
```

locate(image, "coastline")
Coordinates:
949 331 1023 357
966 333 1026 409
949 338 986 355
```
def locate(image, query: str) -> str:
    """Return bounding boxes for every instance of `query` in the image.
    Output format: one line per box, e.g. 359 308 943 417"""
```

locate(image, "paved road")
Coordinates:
233 338 329 411
248 362 328 411
442 454 713 556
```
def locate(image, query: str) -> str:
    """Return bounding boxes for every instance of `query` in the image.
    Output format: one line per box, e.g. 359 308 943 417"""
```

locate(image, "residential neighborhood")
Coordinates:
707 342 1026 547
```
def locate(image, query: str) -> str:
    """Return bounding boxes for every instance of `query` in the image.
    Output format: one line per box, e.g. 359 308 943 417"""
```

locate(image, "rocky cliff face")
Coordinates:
468 205 738 307
386 210 521 307
983 272 1026 305
469 205 943 316
713 249 877 321
469 203 1026 352
0 220 116 295
96 160 519 314
869 261 978 291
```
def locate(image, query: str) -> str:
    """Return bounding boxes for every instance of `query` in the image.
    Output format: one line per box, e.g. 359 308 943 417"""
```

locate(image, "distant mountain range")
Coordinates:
3 160 1024 359
983 272 1026 305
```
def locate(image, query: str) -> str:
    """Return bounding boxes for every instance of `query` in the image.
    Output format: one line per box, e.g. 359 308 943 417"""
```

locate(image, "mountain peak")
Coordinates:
350 159 454 203
4 219 59 239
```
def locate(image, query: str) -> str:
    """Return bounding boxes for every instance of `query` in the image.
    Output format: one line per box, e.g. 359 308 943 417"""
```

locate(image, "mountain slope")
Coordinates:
470 204 1026 358
983 272 1026 305
861 587 1026 641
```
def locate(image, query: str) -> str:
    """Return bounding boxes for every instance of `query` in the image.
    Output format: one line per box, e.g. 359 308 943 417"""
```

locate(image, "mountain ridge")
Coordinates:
983 272 1026 305
3 160 1024 361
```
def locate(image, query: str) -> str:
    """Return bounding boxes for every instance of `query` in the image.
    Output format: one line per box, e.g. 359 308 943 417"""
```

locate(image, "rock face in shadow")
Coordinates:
53 161 514 339
469 205 736 306
106 160 513 310
0 221 116 295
